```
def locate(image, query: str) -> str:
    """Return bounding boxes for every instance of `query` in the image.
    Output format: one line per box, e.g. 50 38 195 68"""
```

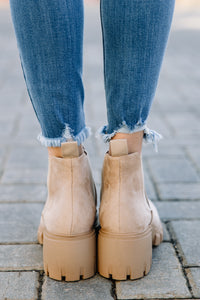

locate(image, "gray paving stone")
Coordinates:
0 119 15 138
0 147 6 171
157 183 200 201
142 145 185 158
14 115 41 143
6 146 48 169
116 243 191 299
42 274 113 300
171 221 200 267
160 136 200 147
13 138 40 147
186 268 200 298
0 245 43 270
186 147 200 171
154 93 191 113
0 271 39 300
95 183 101 210
148 114 172 137
0 184 46 202
1 168 47 184
0 203 43 242
163 223 170 242
0 81 24 107
92 168 101 186
155 201 200 220
147 157 199 183
0 104 20 119
166 112 200 136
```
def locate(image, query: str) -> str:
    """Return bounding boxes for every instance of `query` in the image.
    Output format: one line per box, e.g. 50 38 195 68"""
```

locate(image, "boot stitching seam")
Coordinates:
119 159 121 233
70 159 73 234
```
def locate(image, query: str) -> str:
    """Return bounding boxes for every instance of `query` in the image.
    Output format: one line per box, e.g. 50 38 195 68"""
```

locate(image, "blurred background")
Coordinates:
0 1 200 299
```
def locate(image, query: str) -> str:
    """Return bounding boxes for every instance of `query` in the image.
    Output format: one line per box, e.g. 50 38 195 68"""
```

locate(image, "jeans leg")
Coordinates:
9 0 90 146
99 0 175 150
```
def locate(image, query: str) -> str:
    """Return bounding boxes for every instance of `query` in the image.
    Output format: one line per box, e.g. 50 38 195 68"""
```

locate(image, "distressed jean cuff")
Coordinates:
37 125 91 147
96 122 162 152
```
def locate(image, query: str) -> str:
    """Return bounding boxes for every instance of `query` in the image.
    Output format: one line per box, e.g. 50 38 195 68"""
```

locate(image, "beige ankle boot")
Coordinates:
37 142 97 281
98 139 163 280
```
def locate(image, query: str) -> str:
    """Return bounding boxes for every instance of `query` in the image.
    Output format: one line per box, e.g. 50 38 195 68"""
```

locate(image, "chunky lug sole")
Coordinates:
42 229 96 281
98 226 152 280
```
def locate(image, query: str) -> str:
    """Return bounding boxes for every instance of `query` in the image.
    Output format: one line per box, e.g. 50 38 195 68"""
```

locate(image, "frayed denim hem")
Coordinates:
96 121 162 152
143 127 163 152
37 125 91 147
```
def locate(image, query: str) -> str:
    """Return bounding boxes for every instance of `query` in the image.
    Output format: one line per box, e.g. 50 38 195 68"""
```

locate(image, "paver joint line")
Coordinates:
166 222 194 298
37 271 45 300
111 279 117 300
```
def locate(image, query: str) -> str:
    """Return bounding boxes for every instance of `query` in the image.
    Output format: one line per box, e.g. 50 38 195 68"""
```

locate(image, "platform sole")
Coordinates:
98 226 152 280
43 229 96 281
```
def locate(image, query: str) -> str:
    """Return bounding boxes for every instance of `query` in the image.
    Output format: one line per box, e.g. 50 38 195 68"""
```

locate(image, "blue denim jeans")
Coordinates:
9 0 175 149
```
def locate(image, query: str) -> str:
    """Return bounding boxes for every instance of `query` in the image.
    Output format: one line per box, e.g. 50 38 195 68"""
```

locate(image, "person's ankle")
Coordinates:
110 131 143 154
48 147 63 158
48 143 83 158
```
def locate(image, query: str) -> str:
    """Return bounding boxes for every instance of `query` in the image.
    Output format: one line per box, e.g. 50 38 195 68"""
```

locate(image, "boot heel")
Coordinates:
43 230 96 281
98 226 152 280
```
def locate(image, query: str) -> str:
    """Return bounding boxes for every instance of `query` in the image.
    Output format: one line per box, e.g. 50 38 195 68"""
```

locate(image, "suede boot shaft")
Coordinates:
100 151 152 234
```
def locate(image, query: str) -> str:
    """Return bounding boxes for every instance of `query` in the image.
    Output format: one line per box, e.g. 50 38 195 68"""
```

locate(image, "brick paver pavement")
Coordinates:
0 1 200 299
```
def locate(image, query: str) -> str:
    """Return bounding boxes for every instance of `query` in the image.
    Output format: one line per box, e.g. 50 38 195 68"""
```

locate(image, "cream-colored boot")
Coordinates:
98 139 163 280
37 141 97 281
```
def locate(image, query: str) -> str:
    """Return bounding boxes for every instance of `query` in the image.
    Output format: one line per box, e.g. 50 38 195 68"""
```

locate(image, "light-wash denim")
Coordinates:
9 0 175 150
